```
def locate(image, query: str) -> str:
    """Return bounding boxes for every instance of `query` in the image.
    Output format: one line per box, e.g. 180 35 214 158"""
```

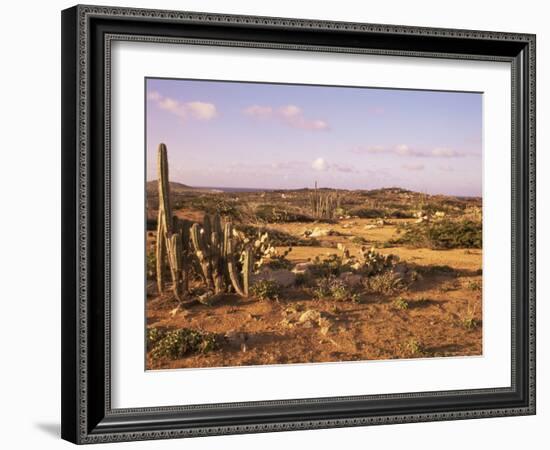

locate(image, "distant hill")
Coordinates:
146 180 211 195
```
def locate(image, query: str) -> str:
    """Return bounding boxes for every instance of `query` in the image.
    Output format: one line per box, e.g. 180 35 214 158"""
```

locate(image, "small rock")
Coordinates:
364 224 378 230
310 227 330 238
292 261 314 275
252 268 296 287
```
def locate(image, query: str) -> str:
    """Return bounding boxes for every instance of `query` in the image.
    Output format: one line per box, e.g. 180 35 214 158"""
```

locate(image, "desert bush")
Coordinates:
403 338 424 356
387 209 416 219
251 279 281 301
393 297 409 310
356 247 398 276
309 254 352 278
391 219 482 249
460 301 480 330
250 230 293 271
350 236 368 245
415 264 456 276
188 196 241 219
467 280 482 291
254 204 313 223
363 271 406 295
348 207 385 218
238 224 316 247
462 317 479 330
313 276 360 303
148 328 218 360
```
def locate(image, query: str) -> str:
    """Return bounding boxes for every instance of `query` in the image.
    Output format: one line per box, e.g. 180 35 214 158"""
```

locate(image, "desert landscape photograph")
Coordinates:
145 78 483 370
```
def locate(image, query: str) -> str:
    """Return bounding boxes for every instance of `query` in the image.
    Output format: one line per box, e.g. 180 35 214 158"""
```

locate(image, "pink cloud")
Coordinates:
242 103 329 131
148 90 217 122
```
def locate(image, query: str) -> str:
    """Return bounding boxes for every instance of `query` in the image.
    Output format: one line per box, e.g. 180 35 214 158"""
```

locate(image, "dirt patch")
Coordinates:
146 216 482 370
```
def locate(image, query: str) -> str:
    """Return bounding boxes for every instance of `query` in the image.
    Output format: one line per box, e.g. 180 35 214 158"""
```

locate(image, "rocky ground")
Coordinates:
146 211 482 370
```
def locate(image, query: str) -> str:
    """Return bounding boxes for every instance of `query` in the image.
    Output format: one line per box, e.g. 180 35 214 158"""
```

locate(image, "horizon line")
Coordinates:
146 179 482 198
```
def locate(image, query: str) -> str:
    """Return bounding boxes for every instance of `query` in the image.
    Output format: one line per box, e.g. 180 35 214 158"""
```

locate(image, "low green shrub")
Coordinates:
254 204 313 223
363 271 405 295
250 279 281 301
393 297 409 310
313 276 360 303
391 219 482 249
348 207 385 218
148 328 218 360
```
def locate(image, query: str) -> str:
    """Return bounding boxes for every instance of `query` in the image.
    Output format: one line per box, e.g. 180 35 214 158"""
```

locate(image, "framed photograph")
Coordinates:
61 5 536 444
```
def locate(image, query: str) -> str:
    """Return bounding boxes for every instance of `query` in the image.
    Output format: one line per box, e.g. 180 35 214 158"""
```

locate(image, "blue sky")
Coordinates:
146 78 482 196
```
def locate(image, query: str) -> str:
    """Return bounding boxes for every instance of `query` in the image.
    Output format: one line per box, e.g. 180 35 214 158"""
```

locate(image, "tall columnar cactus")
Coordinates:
155 143 192 301
156 143 171 294
154 142 255 301
310 182 340 220
222 222 254 297
189 214 254 297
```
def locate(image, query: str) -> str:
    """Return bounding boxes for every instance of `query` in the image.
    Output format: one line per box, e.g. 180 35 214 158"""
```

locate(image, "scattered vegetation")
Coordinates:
146 146 483 367
255 204 313 223
467 280 482 291
392 219 482 249
403 338 424 357
363 271 408 295
460 302 480 330
393 297 409 310
313 276 361 303
148 328 218 360
250 279 281 301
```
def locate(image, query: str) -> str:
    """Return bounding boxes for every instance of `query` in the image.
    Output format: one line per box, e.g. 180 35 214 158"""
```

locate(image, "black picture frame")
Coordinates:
61 4 536 444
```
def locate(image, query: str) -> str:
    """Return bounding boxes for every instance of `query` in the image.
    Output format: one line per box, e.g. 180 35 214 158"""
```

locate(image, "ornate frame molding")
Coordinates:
62 5 536 444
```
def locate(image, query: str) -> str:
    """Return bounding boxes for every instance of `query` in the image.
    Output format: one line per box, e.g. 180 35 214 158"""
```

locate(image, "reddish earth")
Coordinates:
146 217 482 370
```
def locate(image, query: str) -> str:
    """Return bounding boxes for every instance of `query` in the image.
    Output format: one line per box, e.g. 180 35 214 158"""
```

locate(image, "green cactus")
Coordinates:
310 182 340 220
154 143 255 301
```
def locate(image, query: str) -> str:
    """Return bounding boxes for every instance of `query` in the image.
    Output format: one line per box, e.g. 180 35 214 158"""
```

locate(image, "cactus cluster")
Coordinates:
310 181 341 220
252 231 292 270
189 215 254 297
154 143 255 302
336 243 397 276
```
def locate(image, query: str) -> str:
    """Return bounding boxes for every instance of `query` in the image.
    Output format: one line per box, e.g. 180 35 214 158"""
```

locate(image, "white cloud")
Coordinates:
279 104 302 117
312 157 328 171
311 157 358 173
147 90 162 101
242 104 329 131
186 101 218 120
148 91 217 122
